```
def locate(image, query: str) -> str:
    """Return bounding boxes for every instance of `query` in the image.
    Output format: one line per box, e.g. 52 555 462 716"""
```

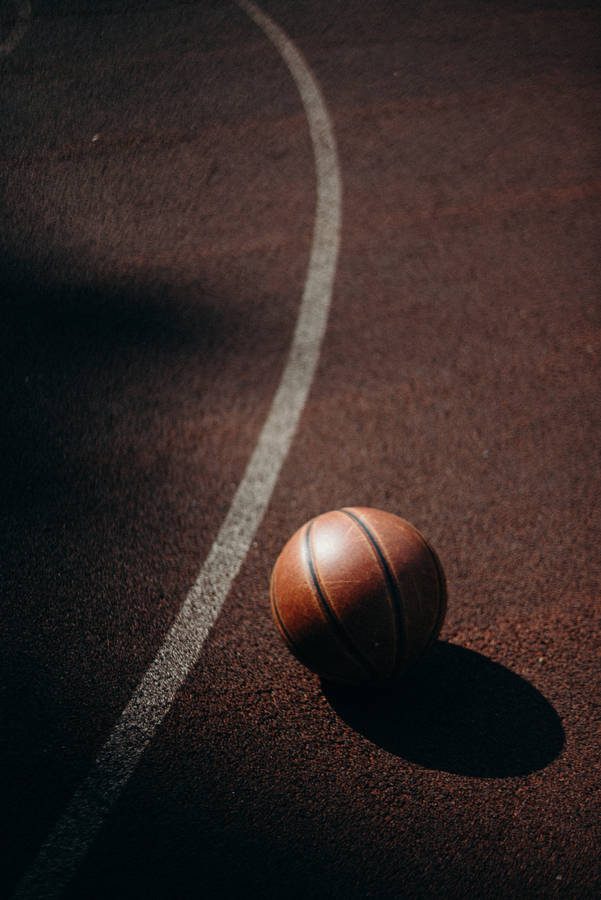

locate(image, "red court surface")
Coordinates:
2 1 600 897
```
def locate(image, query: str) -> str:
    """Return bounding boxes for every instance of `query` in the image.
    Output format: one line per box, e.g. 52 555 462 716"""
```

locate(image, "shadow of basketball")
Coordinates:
322 641 565 777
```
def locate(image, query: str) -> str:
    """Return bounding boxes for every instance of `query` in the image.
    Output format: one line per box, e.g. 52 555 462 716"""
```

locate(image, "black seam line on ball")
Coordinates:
305 521 377 681
421 538 447 647
272 579 350 684
270 582 308 664
339 509 407 678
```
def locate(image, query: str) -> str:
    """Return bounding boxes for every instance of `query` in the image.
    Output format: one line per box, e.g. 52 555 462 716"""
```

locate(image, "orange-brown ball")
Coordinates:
270 507 447 686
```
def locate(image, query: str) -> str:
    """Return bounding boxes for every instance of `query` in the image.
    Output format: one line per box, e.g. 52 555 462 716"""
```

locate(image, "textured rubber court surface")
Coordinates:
2 0 600 897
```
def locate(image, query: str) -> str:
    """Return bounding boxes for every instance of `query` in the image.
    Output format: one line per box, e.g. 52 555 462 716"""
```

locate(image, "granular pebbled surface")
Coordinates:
1 1 600 898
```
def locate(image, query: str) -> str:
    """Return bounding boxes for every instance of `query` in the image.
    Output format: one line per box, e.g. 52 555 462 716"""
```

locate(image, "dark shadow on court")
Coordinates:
322 641 565 777
0 251 231 518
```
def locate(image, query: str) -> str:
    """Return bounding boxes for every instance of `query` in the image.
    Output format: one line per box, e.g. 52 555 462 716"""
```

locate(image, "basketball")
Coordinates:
270 507 447 686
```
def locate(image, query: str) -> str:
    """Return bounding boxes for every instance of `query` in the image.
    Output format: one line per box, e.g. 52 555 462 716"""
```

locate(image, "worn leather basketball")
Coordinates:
270 507 447 686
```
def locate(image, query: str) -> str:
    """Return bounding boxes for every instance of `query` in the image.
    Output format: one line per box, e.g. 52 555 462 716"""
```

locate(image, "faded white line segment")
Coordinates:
12 1 341 898
0 0 31 56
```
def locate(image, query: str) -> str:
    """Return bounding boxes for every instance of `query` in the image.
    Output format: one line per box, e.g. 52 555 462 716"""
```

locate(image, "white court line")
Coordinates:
0 0 31 56
12 1 341 898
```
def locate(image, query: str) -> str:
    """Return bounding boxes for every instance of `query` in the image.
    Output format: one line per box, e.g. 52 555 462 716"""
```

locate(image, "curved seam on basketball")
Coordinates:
420 538 447 648
271 540 351 683
401 519 447 649
338 508 407 678
270 565 315 668
304 521 377 680
270 581 298 652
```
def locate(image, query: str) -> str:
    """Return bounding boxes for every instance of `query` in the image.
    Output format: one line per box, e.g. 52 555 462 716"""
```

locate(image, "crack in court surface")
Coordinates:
12 1 341 897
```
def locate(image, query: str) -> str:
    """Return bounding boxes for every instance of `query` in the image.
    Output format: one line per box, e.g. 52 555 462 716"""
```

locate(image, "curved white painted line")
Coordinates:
12 2 341 898
0 0 31 57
